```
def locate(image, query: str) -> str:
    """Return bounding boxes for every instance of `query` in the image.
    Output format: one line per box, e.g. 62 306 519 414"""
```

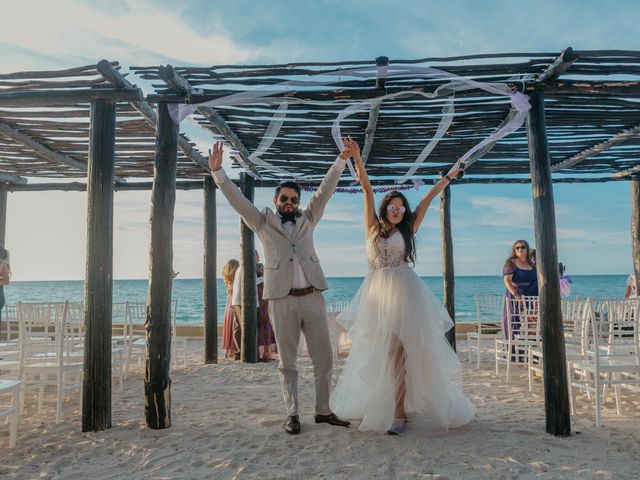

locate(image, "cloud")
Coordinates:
0 0 254 72
466 196 534 229
557 227 628 245
465 195 575 230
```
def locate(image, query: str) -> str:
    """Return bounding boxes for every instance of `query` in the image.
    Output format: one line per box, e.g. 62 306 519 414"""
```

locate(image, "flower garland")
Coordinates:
301 183 416 194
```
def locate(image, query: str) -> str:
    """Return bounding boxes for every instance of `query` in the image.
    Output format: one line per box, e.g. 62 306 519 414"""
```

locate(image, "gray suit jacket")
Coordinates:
212 157 346 300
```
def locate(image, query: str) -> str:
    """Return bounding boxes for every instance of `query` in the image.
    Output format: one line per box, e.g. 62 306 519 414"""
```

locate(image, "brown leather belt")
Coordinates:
288 286 318 296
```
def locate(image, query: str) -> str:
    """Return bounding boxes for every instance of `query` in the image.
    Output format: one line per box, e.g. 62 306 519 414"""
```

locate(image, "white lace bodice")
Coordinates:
366 231 408 270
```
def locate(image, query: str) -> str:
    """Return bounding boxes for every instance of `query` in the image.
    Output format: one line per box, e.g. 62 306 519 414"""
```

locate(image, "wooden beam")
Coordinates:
0 63 115 80
82 99 116 432
5 174 633 192
361 102 381 165
535 80 640 95
631 177 640 297
0 88 143 107
536 47 578 83
552 123 640 173
440 184 456 350
96 60 209 172
360 57 388 165
148 78 640 104
455 176 630 184
145 103 177 429
203 177 218 364
198 108 258 174
527 90 570 437
0 173 27 184
374 56 389 89
158 65 258 174
239 172 258 363
614 162 640 179
0 122 127 183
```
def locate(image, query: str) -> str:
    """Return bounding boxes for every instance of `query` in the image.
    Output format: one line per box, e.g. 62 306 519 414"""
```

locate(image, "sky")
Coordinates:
1 0 638 280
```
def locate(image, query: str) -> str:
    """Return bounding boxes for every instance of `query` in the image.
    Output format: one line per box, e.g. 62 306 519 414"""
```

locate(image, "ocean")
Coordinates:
3 275 629 325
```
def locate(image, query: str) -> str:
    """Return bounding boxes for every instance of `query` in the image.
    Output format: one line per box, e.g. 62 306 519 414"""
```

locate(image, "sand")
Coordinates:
1 341 639 480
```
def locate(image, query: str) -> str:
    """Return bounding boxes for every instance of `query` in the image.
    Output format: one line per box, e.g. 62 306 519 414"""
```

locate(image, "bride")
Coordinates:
330 138 475 434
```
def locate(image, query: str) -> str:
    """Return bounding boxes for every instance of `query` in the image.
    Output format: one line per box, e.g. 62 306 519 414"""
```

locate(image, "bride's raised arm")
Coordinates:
347 138 377 240
412 161 463 233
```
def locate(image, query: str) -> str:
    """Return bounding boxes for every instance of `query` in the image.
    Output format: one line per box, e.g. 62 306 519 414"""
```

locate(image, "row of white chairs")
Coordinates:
0 299 185 448
112 300 187 376
467 294 640 426
529 298 640 427
0 302 84 448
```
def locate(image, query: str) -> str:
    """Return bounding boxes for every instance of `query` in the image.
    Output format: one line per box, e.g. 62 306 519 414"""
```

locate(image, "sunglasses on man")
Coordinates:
278 194 300 205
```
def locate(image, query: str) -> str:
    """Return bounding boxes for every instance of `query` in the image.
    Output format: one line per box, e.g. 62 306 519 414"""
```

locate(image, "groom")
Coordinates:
209 141 352 434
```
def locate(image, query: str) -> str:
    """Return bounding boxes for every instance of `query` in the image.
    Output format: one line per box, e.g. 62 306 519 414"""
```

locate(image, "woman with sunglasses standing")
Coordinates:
330 138 475 435
502 240 538 338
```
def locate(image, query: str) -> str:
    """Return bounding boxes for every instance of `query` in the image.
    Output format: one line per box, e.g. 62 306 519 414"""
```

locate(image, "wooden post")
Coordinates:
0 183 7 248
145 103 177 429
203 177 218 364
82 99 116 432
239 172 258 363
0 183 7 337
631 176 640 294
440 184 456 350
527 90 571 437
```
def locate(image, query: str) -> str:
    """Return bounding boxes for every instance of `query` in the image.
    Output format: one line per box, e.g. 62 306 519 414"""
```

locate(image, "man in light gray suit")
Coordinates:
209 140 355 434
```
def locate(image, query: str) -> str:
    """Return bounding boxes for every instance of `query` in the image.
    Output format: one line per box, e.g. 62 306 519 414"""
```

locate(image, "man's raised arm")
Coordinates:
304 141 351 225
209 142 265 233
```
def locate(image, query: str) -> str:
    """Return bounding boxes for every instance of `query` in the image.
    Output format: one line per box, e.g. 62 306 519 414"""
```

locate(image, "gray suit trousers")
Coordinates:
268 291 333 417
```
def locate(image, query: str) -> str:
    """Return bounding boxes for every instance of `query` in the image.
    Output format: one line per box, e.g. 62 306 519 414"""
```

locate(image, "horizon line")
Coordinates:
7 273 631 282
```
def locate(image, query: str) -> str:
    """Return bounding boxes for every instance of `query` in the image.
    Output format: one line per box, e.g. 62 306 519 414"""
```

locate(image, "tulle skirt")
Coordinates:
330 265 475 433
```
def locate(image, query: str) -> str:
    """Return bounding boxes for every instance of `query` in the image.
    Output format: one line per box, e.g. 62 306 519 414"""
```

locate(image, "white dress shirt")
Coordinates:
278 214 312 289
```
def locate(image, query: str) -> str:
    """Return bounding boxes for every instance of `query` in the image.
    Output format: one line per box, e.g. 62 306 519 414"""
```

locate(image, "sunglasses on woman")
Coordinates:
386 205 406 214
278 194 299 205
515 245 528 250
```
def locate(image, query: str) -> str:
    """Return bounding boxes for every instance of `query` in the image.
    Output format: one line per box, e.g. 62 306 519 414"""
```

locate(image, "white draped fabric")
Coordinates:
169 65 531 184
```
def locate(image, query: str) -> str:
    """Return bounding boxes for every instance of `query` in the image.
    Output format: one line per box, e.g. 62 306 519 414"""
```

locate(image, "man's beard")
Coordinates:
277 205 298 222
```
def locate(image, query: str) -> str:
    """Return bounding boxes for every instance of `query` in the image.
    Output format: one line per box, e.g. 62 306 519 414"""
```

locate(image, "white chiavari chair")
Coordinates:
495 296 539 382
468 295 503 368
568 298 640 427
0 379 20 448
17 301 83 423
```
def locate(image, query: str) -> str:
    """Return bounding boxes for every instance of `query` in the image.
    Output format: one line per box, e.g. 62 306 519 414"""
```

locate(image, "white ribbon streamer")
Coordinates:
395 97 454 184
247 100 304 179
172 64 530 183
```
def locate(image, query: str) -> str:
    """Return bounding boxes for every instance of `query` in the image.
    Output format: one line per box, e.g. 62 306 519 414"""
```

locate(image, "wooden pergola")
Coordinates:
0 61 215 432
3 49 640 438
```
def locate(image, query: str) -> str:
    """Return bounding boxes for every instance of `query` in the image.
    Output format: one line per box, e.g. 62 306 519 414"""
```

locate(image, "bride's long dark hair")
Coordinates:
377 191 416 266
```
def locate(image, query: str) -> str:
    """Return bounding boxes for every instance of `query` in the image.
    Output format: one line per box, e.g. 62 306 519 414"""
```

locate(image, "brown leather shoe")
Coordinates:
285 415 301 434
314 413 350 427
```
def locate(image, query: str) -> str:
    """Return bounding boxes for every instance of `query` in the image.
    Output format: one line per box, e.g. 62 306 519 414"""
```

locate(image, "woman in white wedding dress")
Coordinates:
330 138 475 434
